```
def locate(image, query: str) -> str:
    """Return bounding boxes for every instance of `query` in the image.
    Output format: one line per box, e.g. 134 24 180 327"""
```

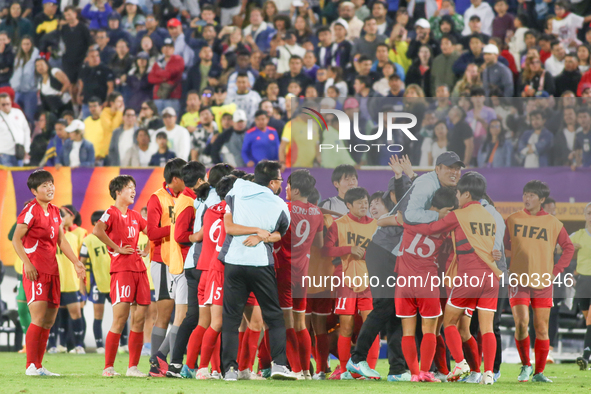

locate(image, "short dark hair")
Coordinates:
254 160 282 186
236 71 249 79
440 34 457 45
529 109 546 119
542 197 556 206
355 75 371 88
230 169 247 179
331 164 357 187
91 210 105 226
457 173 486 201
215 175 238 200
550 40 562 49
109 175 136 200
290 55 303 62
27 170 54 192
187 90 200 96
470 87 485 97
523 180 550 201
164 158 187 184
88 96 101 105
431 187 458 210
358 55 371 63
199 105 213 115
288 169 316 198
317 26 330 37
576 107 591 117
308 188 320 205
344 187 369 206
469 15 481 22
209 163 235 187
202 4 215 12
254 109 268 118
182 161 207 188
369 191 394 211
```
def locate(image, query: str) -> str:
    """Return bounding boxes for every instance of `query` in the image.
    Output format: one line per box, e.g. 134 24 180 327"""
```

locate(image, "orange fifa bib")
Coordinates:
169 193 195 275
154 188 176 266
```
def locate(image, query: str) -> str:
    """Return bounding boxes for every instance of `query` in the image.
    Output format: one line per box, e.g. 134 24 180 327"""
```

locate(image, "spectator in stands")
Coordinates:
406 45 432 96
519 110 553 168
81 0 112 30
83 96 103 164
226 50 258 95
149 131 177 166
109 39 133 91
78 45 115 119
520 53 555 97
466 87 496 157
354 75 381 123
431 35 459 97
274 30 306 75
260 99 285 137
0 2 33 48
477 118 512 167
553 106 578 166
460 15 489 49
294 15 314 46
552 0 590 51
108 107 137 166
408 18 439 60
242 109 279 166
333 20 353 70
452 63 481 97
186 45 220 96
120 0 145 37
574 108 591 168
166 18 194 70
190 106 217 164
372 1 392 37
420 119 449 166
331 2 363 40
42 118 67 166
544 41 566 77
316 27 336 68
133 14 168 53
492 0 513 42
277 55 312 96
387 73 404 98
578 44 590 74
352 17 386 62
56 119 95 168
210 109 247 166
0 31 14 88
462 0 494 36
138 100 163 132
34 0 58 45
555 54 582 98
447 105 474 167
10 36 37 124
125 51 153 113
453 34 484 77
154 107 191 160
226 72 262 125
121 127 157 167
372 43 404 81
482 43 514 97
148 38 184 114
430 1 464 40
0 92 29 166
252 60 277 95
95 29 116 65
243 7 276 53
179 90 200 134
107 12 132 48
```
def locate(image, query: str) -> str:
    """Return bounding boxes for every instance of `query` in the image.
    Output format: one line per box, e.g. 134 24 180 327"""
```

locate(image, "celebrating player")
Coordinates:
93 175 150 377
505 181 574 382
574 202 591 370
13 170 85 376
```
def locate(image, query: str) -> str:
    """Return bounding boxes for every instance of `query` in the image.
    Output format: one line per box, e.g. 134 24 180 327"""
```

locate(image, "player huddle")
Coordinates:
12 152 584 385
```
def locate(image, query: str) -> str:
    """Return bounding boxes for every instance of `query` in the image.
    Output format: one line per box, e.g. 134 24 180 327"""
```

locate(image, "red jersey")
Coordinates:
17 201 62 276
100 206 147 273
396 226 446 277
197 201 227 272
275 201 324 273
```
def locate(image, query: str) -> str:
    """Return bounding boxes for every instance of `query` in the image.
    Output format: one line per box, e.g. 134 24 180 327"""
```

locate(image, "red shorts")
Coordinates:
110 271 151 306
509 285 553 309
198 270 208 306
204 269 224 306
23 272 60 307
277 267 308 312
306 295 333 315
395 285 442 318
447 275 499 313
334 287 373 315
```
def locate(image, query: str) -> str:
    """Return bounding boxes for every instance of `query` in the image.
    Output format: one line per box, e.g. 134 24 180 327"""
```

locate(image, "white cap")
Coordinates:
233 109 247 122
414 18 431 29
483 44 499 55
162 107 176 117
65 119 85 133
334 18 349 31
125 0 139 5
320 97 336 109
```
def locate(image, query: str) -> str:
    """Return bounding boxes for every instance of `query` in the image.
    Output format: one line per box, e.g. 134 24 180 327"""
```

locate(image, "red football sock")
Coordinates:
199 327 221 369
477 331 483 360
246 330 261 371
105 331 121 369
26 323 42 369
237 331 245 366
515 336 531 366
534 338 550 374
443 326 465 364
296 329 312 371
420 333 437 372
257 331 271 370
368 335 380 369
482 333 496 373
463 336 480 372
337 335 352 372
286 328 302 373
128 331 143 368
185 325 206 369
38 327 50 367
211 335 221 373
435 335 449 374
315 333 329 373
401 335 419 375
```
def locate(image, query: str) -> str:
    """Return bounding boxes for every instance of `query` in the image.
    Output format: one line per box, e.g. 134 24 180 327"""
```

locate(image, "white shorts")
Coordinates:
220 4 241 26
151 261 172 301
171 272 188 305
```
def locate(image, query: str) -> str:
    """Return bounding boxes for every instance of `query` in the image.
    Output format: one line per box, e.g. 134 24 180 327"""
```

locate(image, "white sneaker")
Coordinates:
126 366 148 377
303 370 312 380
56 345 67 353
312 371 326 380
103 367 121 377
447 360 470 382
37 367 60 376
74 346 86 354
270 363 297 380
26 364 39 376
249 371 266 380
238 369 252 380
294 371 306 380
480 371 494 385
118 345 129 354
547 351 555 364
211 371 221 380
195 367 213 380
47 347 57 354
434 371 448 382
96 347 105 355
465 371 482 383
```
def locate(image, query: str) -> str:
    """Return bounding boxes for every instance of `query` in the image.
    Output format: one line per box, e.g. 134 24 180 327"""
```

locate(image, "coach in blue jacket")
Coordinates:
56 119 95 168
218 160 295 381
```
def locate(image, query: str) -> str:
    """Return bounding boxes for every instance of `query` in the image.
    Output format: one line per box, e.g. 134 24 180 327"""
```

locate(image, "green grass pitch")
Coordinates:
2 352 590 393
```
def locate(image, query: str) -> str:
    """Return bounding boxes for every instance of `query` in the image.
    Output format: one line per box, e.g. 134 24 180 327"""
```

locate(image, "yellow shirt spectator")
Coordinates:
99 107 123 158
84 116 104 158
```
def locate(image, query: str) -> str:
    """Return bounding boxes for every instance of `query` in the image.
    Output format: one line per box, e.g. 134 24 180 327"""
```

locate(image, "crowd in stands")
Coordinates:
0 0 590 169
